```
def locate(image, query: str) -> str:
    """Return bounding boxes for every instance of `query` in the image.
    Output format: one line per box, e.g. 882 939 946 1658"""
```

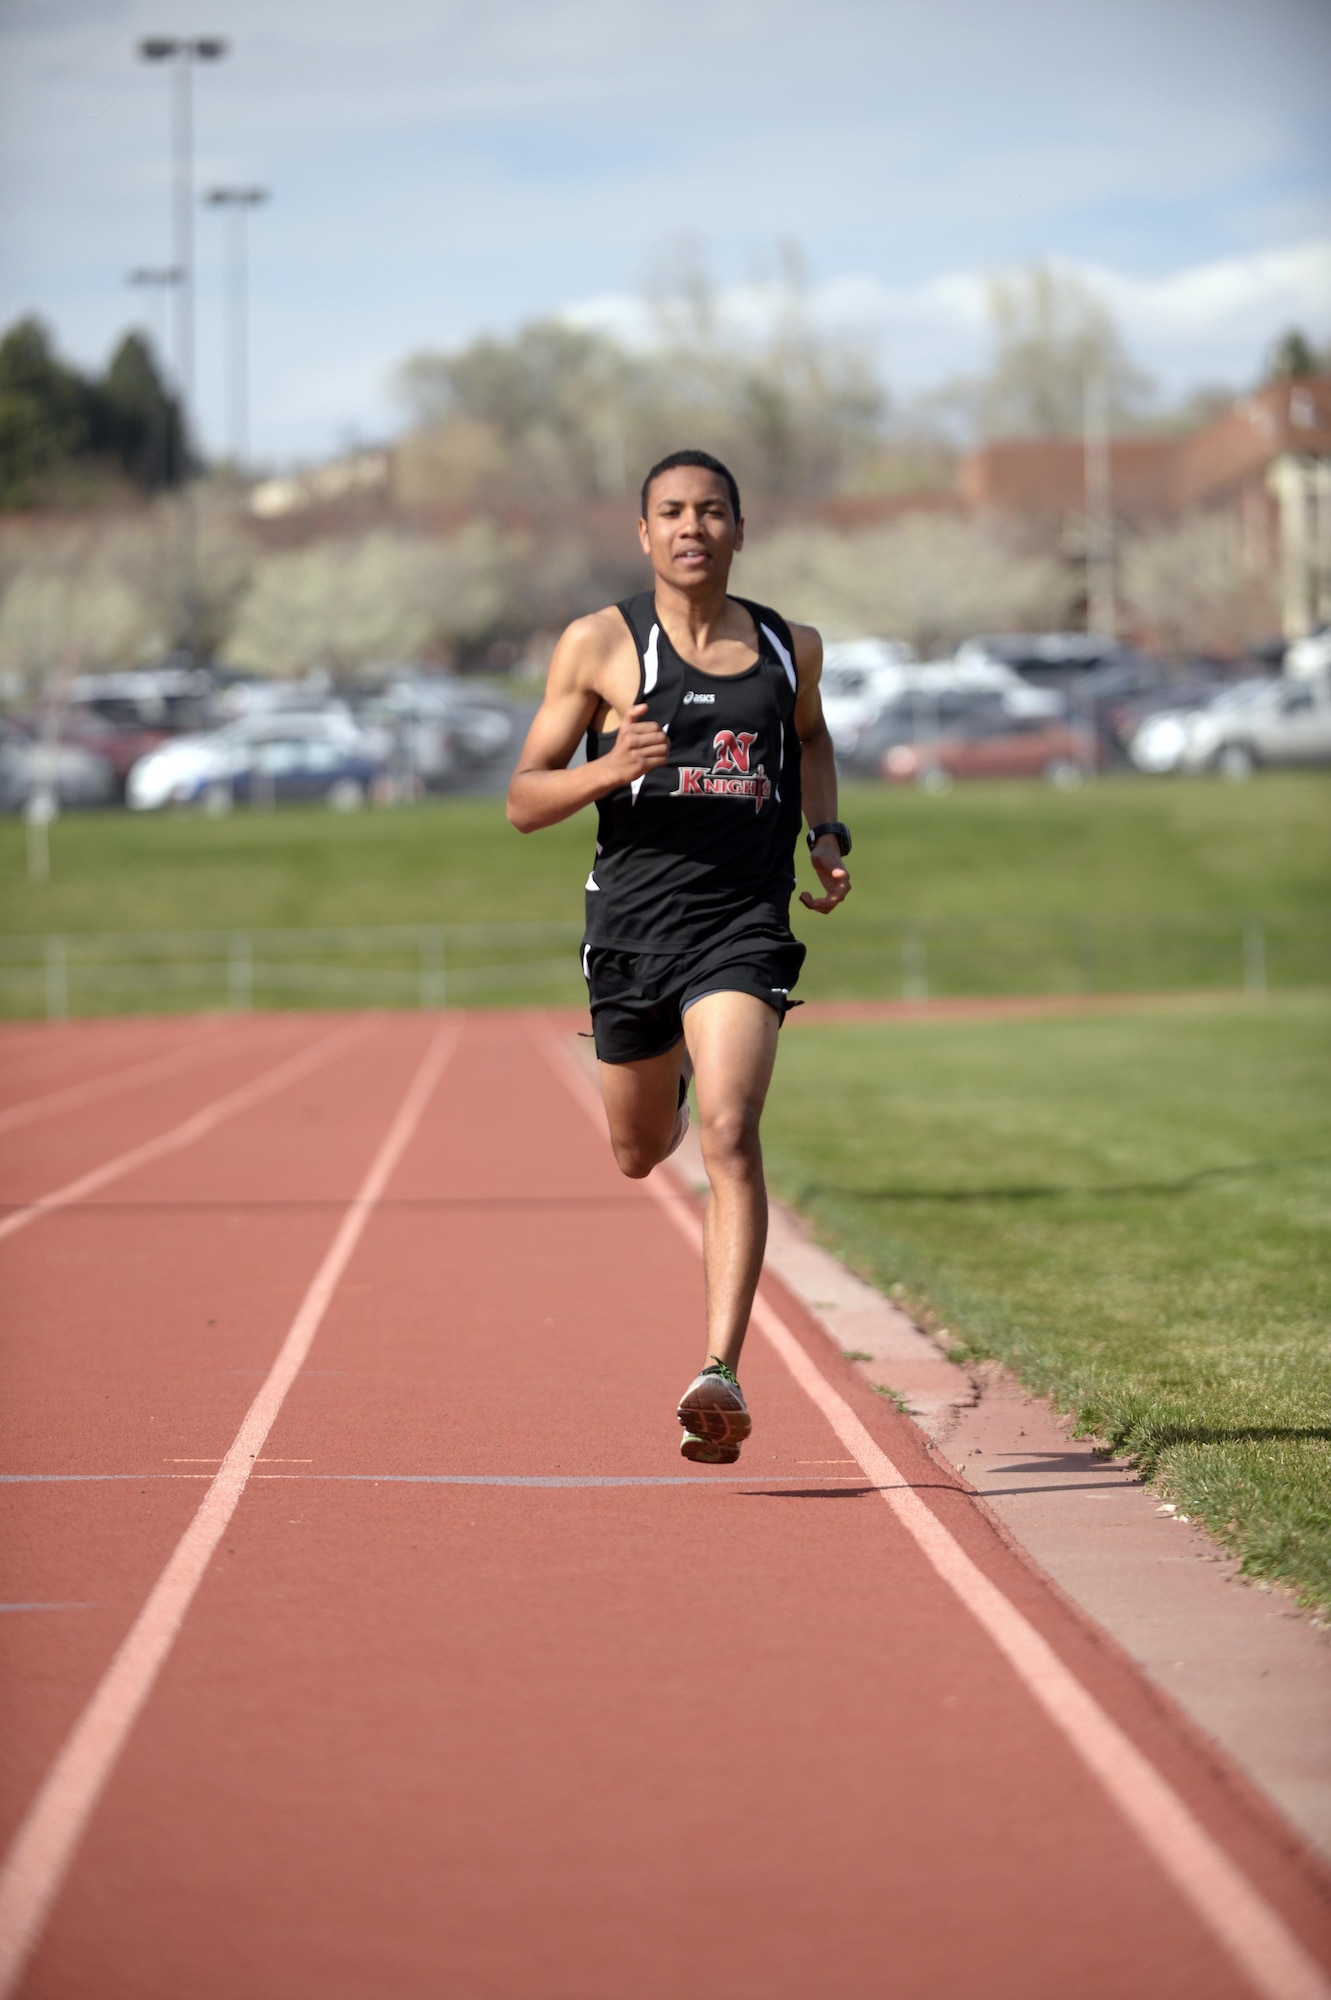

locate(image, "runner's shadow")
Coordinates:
741 1486 879 1500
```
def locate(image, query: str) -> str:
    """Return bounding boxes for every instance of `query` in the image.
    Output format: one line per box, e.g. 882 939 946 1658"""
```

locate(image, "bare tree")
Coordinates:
739 514 1074 657
394 243 885 513
1119 513 1278 657
936 264 1153 442
226 523 510 679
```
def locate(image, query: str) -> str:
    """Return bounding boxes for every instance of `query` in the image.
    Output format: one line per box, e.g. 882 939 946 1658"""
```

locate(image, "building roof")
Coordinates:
957 376 1331 520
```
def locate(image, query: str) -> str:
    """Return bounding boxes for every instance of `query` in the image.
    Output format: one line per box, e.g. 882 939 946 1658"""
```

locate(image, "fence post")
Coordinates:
228 933 252 1012
1243 918 1266 996
901 922 928 1003
45 935 68 1021
418 928 446 1009
1076 916 1097 994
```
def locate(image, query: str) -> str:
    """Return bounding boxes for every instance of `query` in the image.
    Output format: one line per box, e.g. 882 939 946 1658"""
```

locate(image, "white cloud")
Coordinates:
563 240 1331 400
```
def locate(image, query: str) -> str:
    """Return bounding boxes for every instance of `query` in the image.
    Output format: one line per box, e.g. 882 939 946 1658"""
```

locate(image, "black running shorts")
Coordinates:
583 931 807 1065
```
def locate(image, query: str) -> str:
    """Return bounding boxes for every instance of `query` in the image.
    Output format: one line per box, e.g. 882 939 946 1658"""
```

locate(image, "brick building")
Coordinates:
958 376 1331 639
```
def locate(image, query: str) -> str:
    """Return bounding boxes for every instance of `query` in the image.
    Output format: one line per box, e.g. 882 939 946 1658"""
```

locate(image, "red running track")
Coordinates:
1 1011 1328 2000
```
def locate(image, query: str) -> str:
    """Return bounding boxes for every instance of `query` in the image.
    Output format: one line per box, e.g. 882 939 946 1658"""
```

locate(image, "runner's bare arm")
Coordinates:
506 613 670 833
791 623 851 914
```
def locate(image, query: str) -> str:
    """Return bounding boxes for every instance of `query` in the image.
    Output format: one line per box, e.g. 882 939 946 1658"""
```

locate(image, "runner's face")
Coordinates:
638 469 743 586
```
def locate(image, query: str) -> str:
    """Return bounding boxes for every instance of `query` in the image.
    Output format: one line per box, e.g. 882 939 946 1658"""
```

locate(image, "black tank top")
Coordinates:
583 592 803 954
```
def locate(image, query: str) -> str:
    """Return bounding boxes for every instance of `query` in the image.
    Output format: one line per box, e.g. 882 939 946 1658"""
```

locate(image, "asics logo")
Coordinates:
682 690 715 704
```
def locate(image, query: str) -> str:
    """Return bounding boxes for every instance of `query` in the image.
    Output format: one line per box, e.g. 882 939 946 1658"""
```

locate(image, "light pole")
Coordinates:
126 266 181 486
137 35 228 661
1082 371 1116 641
204 186 268 470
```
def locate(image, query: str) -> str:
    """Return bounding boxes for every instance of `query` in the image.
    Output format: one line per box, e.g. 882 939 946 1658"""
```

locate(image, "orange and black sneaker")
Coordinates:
677 1358 751 1465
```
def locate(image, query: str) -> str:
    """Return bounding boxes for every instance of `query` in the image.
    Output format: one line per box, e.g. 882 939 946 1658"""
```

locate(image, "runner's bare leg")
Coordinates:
598 990 779 1373
598 1044 686 1179
682 990 780 1373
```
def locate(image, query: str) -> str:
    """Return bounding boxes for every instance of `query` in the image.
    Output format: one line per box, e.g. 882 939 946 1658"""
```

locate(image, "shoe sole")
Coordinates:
680 1432 741 1465
676 1402 751 1447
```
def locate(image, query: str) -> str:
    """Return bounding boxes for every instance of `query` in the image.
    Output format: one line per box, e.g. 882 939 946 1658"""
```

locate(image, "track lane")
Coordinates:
0 1018 229 1104
6 1013 1327 1999
0 1017 378 1243
0 1022 460 1992
0 1020 439 1868
0 1021 250 1137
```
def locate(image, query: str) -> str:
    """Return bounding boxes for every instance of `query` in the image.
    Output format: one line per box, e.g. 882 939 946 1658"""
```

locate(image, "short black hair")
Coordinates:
640 449 741 524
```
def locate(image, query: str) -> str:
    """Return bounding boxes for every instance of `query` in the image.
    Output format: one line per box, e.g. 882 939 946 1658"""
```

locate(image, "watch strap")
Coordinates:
807 821 851 856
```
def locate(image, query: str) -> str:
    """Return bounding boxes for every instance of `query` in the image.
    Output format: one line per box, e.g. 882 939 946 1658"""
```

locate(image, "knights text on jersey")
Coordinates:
582 593 804 955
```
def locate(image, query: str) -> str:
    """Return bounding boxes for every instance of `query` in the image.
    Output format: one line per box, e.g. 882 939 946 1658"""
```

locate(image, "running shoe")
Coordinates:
677 1358 751 1464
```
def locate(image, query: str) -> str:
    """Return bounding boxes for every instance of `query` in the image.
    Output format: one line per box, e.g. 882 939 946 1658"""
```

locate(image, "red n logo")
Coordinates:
712 730 757 774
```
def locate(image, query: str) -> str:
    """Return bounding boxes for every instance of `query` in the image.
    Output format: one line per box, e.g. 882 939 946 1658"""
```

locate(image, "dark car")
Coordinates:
881 711 1096 788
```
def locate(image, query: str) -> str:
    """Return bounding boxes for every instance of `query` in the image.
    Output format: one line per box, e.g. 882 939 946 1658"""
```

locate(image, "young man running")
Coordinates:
507 449 851 1464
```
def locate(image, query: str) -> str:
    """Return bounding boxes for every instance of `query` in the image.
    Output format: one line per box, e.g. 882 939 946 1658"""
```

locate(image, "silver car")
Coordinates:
1179 675 1331 777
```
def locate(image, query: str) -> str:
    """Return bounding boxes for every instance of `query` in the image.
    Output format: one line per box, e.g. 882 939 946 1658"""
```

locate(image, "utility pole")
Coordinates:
1082 371 1116 640
137 36 228 662
204 186 268 470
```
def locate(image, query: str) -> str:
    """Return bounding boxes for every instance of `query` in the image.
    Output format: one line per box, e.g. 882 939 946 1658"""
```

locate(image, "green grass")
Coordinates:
1 775 1327 1013
761 994 1331 1612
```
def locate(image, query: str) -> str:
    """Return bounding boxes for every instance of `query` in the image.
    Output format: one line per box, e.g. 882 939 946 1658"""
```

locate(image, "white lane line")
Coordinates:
0 1017 461 1997
542 1027 1331 2000
0 1017 378 1246
0 1021 257 1137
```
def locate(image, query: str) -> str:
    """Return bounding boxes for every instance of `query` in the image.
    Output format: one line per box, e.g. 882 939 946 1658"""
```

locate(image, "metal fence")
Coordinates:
0 923 584 1020
0 914 1327 1020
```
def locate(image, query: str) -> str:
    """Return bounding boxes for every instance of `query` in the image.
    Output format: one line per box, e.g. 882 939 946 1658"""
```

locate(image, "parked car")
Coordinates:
819 640 915 757
824 641 1060 765
1103 666 1240 769
68 667 215 735
1172 673 1331 776
127 709 385 810
355 675 518 791
0 720 115 812
881 711 1096 788
59 707 171 798
840 689 1003 775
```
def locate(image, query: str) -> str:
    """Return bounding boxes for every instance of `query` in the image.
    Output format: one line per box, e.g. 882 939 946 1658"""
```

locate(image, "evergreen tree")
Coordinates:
1266 329 1322 380
0 317 94 506
100 331 187 490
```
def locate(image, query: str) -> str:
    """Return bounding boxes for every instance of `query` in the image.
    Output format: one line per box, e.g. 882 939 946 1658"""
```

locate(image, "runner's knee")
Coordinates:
699 1102 762 1175
610 1133 664 1179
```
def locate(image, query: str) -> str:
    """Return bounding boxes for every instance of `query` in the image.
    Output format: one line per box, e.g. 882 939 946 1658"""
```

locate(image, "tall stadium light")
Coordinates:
137 36 229 662
204 187 269 470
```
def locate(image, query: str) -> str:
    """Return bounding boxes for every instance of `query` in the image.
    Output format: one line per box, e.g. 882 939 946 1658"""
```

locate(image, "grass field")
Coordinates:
1 774 1328 1013
763 994 1331 1612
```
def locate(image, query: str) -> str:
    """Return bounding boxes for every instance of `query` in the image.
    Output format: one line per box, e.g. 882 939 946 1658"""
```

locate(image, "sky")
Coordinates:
1 0 1329 465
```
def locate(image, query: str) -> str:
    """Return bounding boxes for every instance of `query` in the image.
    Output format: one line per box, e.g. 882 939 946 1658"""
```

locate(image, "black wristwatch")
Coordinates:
807 821 852 856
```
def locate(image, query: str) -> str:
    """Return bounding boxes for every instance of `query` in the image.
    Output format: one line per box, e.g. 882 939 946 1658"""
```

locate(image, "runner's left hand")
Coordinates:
800 839 851 914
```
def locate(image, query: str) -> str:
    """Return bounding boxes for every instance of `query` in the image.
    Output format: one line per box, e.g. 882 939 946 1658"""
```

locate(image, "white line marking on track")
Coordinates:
0 1021 251 1137
0 1017 378 1246
541 1024 1331 2000
0 1017 461 1997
